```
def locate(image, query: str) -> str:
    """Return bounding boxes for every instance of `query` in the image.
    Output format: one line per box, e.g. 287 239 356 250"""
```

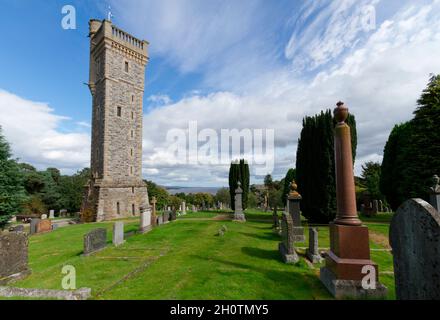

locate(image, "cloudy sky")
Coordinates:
0 0 439 187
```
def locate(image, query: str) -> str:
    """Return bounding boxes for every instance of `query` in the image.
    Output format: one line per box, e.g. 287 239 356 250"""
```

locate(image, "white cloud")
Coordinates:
139 0 440 185
0 90 90 173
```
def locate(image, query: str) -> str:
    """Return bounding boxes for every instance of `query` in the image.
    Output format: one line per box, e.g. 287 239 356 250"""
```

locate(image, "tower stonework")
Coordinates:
81 19 150 222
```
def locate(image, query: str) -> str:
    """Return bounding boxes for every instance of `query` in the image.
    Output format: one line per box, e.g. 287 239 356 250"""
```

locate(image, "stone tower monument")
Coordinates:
81 19 150 222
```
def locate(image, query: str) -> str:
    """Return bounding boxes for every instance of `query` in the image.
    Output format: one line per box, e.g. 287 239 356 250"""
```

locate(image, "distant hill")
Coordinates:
163 186 224 195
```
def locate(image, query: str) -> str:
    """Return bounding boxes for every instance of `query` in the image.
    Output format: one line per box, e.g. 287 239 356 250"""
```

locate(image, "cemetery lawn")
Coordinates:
12 210 395 300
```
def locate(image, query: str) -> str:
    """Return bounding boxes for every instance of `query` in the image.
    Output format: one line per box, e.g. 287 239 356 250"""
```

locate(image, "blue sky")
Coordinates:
0 0 439 187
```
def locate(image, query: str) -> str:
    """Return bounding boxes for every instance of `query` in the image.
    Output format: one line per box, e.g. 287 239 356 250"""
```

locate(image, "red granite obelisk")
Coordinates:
320 102 387 299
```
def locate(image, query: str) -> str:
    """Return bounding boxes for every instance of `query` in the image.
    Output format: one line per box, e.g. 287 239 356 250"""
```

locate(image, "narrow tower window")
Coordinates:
131 130 134 138
117 107 122 117
132 204 135 216
117 202 120 215
131 111 134 119
125 61 129 73
132 187 135 194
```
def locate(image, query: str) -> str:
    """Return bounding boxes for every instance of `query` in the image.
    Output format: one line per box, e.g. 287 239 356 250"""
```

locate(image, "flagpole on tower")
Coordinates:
107 6 113 21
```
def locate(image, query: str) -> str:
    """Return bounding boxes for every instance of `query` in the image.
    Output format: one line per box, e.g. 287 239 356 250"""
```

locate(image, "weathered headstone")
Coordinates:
113 222 124 246
36 220 52 234
233 183 246 221
157 214 163 225
192 205 196 212
429 174 440 211
52 224 59 231
372 200 379 215
83 228 107 256
181 201 186 215
278 212 299 264
41 214 48 220
390 198 440 300
49 210 55 219
140 208 152 233
379 200 384 213
170 209 177 221
0 233 31 284
163 211 170 224
9 225 24 233
29 218 41 235
272 208 280 229
306 228 323 263
360 204 365 215
287 180 305 242
60 209 68 217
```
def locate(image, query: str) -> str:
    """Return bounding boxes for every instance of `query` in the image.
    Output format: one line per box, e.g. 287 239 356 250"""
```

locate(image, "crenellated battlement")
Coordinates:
89 19 149 62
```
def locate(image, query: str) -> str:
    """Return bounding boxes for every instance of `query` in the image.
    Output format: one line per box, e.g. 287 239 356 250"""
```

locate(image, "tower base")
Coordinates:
81 179 149 222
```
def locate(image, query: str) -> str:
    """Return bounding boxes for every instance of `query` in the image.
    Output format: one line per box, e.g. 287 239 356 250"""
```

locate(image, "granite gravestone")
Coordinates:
157 214 163 226
372 200 379 215
389 198 440 300
9 225 24 233
234 184 246 221
113 222 124 246
181 202 186 215
36 220 52 234
29 218 41 235
287 181 305 242
83 228 107 256
429 175 440 211
49 210 55 219
163 211 170 224
306 228 323 263
278 212 299 264
0 233 31 284
170 209 177 221
140 208 152 233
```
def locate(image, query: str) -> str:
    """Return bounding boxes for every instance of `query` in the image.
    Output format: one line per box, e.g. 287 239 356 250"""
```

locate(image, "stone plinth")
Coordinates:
29 218 40 235
287 180 305 242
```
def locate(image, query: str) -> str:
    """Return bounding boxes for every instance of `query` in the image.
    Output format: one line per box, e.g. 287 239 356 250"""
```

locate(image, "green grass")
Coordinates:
177 211 219 219
10 209 395 300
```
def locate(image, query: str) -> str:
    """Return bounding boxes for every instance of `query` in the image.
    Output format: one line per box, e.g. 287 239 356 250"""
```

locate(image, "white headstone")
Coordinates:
140 208 152 233
113 222 124 246
41 214 48 220
49 210 55 219
182 201 186 215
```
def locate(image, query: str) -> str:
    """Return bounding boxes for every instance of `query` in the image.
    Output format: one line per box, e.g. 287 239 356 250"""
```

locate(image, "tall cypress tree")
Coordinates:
239 159 250 210
381 75 440 210
228 161 240 210
296 109 357 223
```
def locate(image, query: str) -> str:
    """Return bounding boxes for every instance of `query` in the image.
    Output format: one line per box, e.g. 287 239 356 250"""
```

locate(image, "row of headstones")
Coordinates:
83 204 180 256
272 181 322 265
361 199 391 216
